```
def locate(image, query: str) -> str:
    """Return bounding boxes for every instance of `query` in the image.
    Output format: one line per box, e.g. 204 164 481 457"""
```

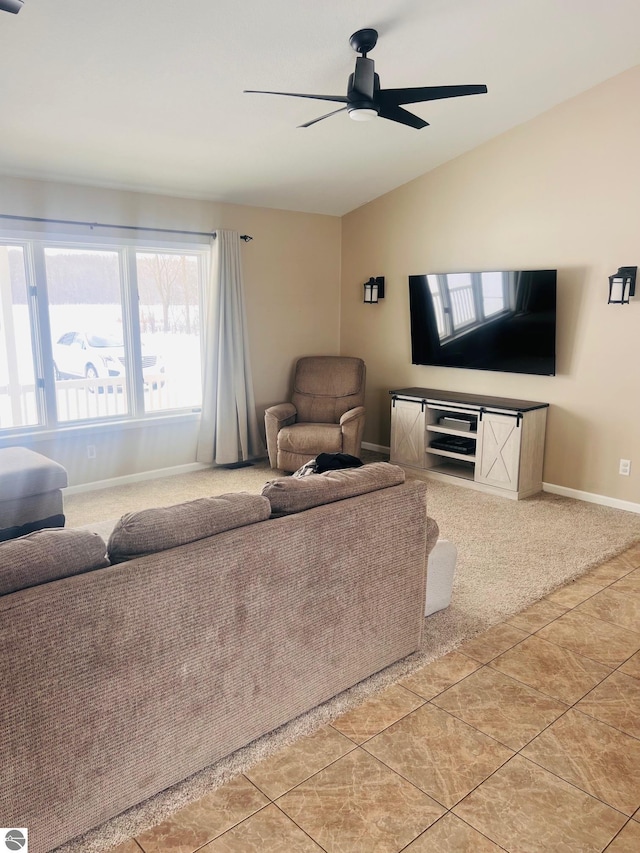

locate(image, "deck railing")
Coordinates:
0 375 170 428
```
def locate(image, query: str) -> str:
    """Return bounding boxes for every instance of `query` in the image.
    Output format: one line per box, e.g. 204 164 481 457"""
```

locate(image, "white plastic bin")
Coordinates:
425 539 457 616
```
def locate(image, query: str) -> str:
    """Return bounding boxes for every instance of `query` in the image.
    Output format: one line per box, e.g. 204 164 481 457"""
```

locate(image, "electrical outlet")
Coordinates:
619 458 631 476
87 444 96 460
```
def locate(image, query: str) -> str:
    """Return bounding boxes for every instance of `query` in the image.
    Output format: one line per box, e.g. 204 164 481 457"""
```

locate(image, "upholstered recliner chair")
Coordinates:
265 356 366 472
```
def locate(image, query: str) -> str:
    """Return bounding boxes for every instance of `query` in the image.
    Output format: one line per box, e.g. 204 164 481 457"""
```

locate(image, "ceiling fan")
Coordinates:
0 0 23 13
245 28 487 129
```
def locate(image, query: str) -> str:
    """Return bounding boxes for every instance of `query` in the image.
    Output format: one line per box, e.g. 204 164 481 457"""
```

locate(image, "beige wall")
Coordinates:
0 176 341 484
5 66 640 500
341 66 640 502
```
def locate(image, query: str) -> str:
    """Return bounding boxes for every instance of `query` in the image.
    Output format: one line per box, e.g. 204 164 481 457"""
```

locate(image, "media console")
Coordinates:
389 388 549 500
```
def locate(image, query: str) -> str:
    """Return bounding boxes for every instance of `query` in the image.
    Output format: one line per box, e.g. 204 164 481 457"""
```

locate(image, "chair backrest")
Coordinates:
292 356 366 424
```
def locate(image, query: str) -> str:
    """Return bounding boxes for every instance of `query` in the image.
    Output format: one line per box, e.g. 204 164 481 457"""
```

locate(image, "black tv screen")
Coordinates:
408 269 557 376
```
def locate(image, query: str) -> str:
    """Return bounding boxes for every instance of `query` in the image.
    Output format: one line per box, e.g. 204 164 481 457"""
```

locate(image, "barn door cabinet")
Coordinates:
389 388 549 500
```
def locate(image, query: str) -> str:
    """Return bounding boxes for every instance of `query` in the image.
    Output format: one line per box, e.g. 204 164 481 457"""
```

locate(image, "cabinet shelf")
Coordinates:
429 460 475 481
427 425 478 438
427 447 476 463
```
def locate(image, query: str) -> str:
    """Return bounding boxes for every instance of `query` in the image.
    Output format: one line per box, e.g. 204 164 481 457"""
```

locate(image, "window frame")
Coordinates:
428 271 511 343
0 228 209 440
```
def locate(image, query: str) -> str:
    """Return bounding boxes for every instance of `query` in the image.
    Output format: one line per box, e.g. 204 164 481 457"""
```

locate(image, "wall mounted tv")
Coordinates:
408 269 557 376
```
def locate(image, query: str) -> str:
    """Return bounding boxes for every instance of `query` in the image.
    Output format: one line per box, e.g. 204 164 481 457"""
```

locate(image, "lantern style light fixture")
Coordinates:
608 266 637 304
363 276 385 303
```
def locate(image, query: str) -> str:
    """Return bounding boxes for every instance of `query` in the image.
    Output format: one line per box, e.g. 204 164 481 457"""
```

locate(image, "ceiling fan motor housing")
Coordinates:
347 57 380 117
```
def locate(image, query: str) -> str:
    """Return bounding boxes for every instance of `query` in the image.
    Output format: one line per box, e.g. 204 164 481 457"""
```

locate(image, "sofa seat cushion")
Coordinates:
0 528 109 596
107 492 271 563
0 446 68 497
278 422 342 455
0 447 68 541
262 461 405 515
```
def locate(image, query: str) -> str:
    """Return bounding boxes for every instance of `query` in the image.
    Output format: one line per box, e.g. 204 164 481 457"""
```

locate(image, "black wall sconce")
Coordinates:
363 276 385 303
608 266 637 304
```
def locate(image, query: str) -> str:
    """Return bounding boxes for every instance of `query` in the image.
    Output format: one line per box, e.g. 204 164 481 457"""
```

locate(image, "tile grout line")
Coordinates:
116 548 640 853
358 576 640 839
270 801 330 853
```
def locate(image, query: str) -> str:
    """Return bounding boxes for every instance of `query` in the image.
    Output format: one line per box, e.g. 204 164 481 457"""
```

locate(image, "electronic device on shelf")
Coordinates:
408 269 557 376
438 414 477 431
430 435 476 454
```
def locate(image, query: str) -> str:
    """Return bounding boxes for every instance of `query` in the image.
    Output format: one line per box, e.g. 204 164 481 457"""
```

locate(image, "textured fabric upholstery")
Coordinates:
262 462 405 515
292 356 365 422
107 493 271 563
426 515 440 555
264 356 366 471
0 478 434 853
0 447 68 541
0 446 68 496
278 422 343 454
0 528 109 595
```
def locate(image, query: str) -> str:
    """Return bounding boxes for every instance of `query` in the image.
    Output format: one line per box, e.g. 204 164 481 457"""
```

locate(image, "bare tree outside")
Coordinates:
1 241 204 430
137 252 199 334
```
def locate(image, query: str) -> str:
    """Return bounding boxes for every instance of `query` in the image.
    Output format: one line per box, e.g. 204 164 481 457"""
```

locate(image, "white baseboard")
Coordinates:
362 441 391 455
63 450 640 516
362 443 640 514
64 462 210 496
543 482 640 515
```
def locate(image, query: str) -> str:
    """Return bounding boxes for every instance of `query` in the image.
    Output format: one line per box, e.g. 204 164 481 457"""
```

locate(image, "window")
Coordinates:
0 232 207 435
480 271 506 318
135 251 202 412
0 245 39 429
427 272 509 341
445 273 478 332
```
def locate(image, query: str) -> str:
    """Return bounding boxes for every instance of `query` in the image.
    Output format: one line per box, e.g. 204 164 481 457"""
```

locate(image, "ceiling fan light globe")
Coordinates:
349 108 378 122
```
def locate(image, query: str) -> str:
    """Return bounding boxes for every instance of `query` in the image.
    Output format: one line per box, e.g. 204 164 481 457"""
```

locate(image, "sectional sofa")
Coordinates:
0 462 438 853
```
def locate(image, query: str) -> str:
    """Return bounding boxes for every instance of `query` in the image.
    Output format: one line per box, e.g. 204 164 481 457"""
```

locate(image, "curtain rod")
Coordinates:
0 213 253 241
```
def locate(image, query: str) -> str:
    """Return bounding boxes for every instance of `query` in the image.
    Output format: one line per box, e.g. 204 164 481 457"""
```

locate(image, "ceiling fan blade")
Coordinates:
378 84 488 107
244 90 347 104
0 0 24 12
378 104 429 130
299 106 348 128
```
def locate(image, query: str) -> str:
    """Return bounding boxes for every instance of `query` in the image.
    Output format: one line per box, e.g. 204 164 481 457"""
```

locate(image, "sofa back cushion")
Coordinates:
262 461 405 515
0 528 109 596
107 492 271 563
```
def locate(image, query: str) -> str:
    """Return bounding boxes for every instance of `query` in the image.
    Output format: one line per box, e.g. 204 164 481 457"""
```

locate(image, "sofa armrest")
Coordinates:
264 403 297 467
339 406 366 457
426 516 440 558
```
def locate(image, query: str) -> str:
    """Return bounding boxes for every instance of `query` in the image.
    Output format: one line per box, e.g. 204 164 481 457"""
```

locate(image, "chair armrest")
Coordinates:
339 406 366 457
265 402 297 425
264 403 297 468
339 406 365 427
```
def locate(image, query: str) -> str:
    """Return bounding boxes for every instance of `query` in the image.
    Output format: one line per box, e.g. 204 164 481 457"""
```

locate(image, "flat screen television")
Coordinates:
408 269 557 376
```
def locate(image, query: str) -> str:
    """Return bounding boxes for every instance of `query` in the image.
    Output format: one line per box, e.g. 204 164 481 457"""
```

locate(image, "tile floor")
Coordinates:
110 543 640 853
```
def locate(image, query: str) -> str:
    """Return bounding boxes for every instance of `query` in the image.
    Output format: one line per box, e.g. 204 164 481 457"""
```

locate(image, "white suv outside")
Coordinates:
53 331 164 388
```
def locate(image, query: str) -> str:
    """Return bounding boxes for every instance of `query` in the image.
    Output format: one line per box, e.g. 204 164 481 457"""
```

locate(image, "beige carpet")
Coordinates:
55 457 640 853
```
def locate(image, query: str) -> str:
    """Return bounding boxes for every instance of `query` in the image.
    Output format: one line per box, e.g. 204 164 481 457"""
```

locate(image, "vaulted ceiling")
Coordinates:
1 0 639 215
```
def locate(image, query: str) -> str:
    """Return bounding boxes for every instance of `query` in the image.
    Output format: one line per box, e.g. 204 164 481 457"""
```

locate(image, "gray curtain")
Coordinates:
196 230 264 464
